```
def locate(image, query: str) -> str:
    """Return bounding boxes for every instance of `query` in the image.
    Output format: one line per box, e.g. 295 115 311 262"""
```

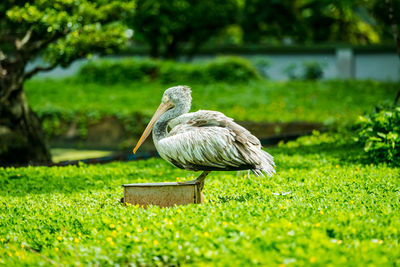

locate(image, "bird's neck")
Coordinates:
152 102 190 143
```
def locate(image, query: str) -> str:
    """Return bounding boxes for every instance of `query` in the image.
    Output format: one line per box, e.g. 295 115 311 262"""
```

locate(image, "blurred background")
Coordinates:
1 0 399 166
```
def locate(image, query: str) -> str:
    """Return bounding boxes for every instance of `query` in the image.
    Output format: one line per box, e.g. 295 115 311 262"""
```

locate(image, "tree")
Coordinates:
0 0 134 166
382 0 400 105
241 0 380 45
132 0 239 59
241 0 301 44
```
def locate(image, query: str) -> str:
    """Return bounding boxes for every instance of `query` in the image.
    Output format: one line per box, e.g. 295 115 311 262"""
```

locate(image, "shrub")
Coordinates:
302 61 324 80
356 104 400 166
283 61 324 80
79 59 159 83
205 56 261 83
78 56 260 84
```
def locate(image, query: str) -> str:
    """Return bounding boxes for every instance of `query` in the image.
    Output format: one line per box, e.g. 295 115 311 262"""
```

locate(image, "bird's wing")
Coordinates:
157 125 255 170
159 110 274 176
169 110 261 147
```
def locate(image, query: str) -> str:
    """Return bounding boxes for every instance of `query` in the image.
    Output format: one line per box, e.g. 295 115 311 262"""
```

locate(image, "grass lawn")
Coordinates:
26 79 398 124
1 134 399 266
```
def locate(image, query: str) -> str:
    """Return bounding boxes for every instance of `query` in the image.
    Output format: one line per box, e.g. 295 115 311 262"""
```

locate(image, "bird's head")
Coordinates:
162 85 192 108
133 86 192 154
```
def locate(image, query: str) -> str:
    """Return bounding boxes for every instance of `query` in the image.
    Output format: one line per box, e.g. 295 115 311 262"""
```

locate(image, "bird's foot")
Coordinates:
177 171 210 190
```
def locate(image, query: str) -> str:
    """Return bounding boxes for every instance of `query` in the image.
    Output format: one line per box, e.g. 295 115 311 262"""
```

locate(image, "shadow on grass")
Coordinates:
211 192 255 204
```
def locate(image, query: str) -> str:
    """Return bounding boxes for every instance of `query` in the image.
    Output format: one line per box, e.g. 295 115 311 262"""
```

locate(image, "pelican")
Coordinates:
133 86 275 189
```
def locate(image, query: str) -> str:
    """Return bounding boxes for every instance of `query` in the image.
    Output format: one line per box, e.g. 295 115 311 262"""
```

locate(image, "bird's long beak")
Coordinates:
133 102 172 154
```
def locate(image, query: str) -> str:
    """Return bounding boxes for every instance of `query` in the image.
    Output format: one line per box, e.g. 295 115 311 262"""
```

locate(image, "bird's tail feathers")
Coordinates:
251 150 275 177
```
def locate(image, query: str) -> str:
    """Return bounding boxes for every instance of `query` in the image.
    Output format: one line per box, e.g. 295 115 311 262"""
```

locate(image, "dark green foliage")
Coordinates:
78 57 260 84
241 0 382 45
302 61 324 80
2 0 134 68
356 104 400 166
132 0 239 58
283 61 324 80
80 58 159 83
205 57 261 83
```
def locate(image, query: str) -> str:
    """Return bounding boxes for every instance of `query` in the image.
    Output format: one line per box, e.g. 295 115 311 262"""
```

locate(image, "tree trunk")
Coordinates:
164 38 179 60
0 64 51 166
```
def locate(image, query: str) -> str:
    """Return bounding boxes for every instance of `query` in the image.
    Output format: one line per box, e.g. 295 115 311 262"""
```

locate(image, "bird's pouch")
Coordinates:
121 181 203 208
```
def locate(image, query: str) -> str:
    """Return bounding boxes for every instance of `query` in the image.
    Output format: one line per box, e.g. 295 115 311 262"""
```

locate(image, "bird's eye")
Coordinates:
162 95 169 103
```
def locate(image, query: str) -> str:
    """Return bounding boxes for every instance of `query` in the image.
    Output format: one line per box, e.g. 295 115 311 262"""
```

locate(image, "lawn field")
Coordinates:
26 79 398 124
1 134 399 266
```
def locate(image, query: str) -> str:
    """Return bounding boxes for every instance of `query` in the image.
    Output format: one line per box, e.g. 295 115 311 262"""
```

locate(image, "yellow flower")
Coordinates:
222 222 228 226
109 224 115 229
319 210 324 215
310 256 316 263
112 230 117 237
137 228 142 233
57 236 62 241
350 200 354 204
55 247 59 251
1 238 5 242
106 237 112 242
8 252 12 257
20 244 25 248
315 223 321 227
204 232 209 237
125 232 131 237
78 232 82 237
116 226 121 231
74 238 79 243
153 240 159 245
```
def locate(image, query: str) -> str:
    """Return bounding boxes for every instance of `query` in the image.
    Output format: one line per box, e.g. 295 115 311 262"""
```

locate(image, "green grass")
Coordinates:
1 134 399 266
26 79 398 124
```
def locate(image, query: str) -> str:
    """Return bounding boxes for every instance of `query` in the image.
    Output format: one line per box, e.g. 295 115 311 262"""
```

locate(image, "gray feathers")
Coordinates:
155 110 276 176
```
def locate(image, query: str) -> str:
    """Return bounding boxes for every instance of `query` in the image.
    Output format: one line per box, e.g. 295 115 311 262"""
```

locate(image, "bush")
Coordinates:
79 59 158 83
356 104 400 166
78 56 260 84
302 61 324 80
283 61 324 80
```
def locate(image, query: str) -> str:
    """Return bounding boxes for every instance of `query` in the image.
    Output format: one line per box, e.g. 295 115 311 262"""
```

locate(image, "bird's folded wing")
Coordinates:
169 110 261 147
157 126 260 170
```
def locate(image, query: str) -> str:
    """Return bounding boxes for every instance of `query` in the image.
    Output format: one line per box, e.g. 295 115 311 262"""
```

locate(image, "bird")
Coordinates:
133 86 275 189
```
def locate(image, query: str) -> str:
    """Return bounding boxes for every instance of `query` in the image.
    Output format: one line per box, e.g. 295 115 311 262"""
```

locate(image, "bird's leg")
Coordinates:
177 171 210 190
194 171 211 190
